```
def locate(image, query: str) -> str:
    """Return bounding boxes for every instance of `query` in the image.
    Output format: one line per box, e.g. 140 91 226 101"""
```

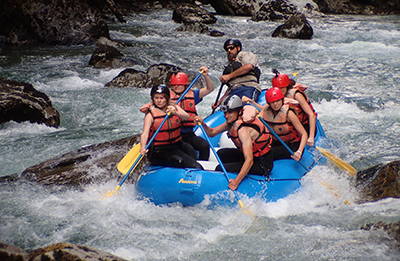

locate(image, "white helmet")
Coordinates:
220 95 243 112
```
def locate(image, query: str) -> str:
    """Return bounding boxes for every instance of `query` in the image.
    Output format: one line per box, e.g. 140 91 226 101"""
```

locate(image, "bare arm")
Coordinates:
198 66 215 98
167 104 189 120
220 63 254 83
140 113 153 154
288 110 308 161
228 127 254 190
295 92 316 146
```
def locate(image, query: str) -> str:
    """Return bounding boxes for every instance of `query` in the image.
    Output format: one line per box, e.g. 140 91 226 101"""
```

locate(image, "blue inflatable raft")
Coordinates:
136 92 326 207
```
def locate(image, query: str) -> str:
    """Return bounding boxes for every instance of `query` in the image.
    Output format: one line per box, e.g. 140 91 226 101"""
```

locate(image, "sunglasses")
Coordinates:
226 46 235 51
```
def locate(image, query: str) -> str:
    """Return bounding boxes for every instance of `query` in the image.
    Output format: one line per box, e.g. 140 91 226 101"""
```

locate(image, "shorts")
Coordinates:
229 85 260 101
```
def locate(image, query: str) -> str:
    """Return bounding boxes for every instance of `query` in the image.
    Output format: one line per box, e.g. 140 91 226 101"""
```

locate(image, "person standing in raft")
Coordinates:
140 85 203 169
271 69 317 146
168 68 215 160
197 95 273 191
212 39 261 123
260 87 308 161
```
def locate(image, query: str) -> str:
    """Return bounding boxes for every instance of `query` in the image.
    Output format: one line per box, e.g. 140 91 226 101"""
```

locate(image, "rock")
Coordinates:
209 30 225 37
0 241 27 261
210 0 264 16
172 3 217 24
105 63 182 88
88 44 137 69
252 0 298 21
176 23 211 34
0 241 127 261
20 136 142 187
28 242 127 261
0 0 122 46
0 78 60 128
355 160 400 203
313 0 400 15
361 221 400 248
271 14 313 39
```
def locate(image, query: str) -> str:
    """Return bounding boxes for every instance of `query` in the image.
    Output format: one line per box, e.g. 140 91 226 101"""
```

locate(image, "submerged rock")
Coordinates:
0 78 60 128
20 136 142 188
361 222 400 248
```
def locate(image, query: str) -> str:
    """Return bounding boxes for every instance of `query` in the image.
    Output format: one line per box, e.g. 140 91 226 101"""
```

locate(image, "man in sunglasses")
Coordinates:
212 39 261 123
198 95 273 191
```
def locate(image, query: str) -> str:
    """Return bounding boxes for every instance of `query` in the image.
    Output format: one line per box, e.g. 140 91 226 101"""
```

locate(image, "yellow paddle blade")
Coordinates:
102 185 121 199
316 147 357 176
237 199 256 217
117 144 141 175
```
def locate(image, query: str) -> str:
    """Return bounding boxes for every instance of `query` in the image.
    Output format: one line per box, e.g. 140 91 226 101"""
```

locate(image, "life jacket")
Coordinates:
262 104 300 144
170 90 197 128
227 117 272 157
286 84 317 126
223 60 261 91
149 106 182 146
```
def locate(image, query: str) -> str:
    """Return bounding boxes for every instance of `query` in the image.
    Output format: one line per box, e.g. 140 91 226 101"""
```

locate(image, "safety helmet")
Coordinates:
220 95 243 112
151 85 170 100
271 73 291 88
266 87 284 103
169 72 189 86
223 39 242 52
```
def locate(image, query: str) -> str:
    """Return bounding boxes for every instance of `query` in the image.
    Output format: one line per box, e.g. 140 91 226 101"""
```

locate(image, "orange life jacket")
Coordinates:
262 104 300 144
170 90 197 128
286 85 316 126
227 117 272 157
149 106 182 146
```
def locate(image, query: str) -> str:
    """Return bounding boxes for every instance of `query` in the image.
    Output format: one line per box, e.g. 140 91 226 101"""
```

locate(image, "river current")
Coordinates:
0 7 399 261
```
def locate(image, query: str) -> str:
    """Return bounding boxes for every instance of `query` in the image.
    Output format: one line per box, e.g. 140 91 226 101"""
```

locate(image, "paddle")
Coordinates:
258 115 351 204
315 147 357 176
197 122 254 216
257 115 309 171
104 72 204 197
211 83 225 113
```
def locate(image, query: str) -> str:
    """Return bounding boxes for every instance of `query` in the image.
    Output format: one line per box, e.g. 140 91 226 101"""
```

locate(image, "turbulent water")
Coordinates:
1 6 400 261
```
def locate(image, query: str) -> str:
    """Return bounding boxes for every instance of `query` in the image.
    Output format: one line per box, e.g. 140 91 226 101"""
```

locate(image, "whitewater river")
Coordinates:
1 7 399 260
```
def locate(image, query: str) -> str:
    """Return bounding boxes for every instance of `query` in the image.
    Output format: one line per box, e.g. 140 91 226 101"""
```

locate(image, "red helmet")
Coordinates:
266 87 284 103
169 72 189 85
272 73 291 88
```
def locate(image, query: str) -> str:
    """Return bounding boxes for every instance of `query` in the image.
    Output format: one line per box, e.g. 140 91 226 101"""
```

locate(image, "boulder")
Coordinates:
209 0 264 16
0 78 60 128
0 0 125 46
88 44 137 69
252 0 298 21
313 0 400 15
105 63 182 88
172 3 217 24
271 14 313 39
355 160 400 203
0 241 127 261
20 136 141 188
0 241 27 261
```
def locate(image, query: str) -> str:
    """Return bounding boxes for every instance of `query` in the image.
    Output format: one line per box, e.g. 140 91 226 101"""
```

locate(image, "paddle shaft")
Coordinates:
212 83 224 114
117 72 203 187
197 123 242 202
